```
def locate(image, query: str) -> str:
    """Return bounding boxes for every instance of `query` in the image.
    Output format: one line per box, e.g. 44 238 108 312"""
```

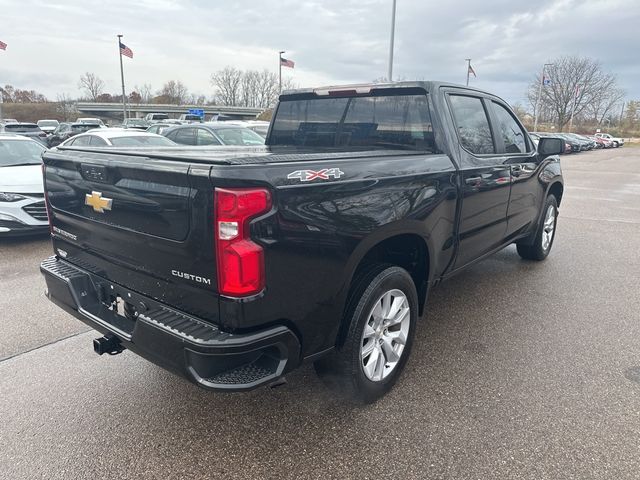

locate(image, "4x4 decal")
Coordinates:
287 168 344 182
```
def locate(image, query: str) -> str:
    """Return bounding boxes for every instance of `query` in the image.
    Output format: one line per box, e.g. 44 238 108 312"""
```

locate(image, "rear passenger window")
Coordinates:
449 95 495 155
89 136 108 146
71 136 90 146
492 102 527 154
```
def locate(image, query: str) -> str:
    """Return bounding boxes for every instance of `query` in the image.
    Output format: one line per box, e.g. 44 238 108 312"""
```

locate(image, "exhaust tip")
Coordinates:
93 335 124 356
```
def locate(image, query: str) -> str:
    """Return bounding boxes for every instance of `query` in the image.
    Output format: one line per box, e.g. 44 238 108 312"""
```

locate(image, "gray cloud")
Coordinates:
0 0 638 107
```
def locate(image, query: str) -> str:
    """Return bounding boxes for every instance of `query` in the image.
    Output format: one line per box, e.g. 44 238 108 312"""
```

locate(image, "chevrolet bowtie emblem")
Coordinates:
85 191 113 213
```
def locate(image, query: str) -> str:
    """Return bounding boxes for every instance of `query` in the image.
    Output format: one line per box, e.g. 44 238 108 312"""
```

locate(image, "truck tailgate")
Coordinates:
43 149 220 323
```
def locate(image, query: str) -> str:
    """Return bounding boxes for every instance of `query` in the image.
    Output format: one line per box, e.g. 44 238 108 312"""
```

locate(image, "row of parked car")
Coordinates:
0 116 271 149
530 131 625 153
56 121 267 148
0 116 272 236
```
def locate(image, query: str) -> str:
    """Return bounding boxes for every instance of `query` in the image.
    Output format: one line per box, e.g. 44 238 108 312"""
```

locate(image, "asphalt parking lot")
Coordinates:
1 147 639 480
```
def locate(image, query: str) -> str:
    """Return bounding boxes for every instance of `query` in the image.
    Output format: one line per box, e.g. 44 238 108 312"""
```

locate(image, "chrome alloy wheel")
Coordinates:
360 289 411 382
541 204 556 251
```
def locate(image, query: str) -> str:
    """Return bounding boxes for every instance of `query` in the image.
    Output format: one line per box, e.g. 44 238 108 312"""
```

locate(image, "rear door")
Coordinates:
446 93 511 269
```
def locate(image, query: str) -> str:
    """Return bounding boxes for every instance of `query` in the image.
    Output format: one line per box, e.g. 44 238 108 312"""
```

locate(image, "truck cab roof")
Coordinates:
280 80 495 99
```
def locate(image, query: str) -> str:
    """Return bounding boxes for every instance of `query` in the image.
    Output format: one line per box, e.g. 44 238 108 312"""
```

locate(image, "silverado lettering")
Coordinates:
40 81 565 403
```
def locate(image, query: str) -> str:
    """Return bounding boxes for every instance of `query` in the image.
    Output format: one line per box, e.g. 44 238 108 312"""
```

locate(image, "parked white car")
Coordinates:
595 133 624 147
37 119 60 134
144 113 170 123
76 117 106 127
0 135 49 236
178 114 203 123
59 128 177 147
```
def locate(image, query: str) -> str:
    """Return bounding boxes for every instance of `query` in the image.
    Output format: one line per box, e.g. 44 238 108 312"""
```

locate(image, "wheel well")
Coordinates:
548 182 564 206
353 234 430 317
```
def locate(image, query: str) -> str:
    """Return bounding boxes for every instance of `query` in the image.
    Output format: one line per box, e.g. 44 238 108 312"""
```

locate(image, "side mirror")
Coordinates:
537 137 564 157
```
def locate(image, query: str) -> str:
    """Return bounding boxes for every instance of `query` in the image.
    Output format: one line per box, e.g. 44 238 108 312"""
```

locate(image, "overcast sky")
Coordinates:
1 0 639 107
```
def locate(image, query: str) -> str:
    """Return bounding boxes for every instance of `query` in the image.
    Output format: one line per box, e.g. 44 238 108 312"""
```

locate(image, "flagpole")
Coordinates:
387 0 397 82
0 43 4 121
117 34 127 121
533 63 553 133
465 59 471 86
278 51 285 95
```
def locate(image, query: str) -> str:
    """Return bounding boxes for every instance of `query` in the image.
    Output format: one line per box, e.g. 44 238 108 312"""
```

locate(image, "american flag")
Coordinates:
280 57 295 68
119 42 133 59
468 64 476 77
0 40 7 51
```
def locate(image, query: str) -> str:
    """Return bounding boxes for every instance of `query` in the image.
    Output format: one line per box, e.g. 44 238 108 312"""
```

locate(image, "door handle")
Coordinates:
465 176 482 185
511 165 522 177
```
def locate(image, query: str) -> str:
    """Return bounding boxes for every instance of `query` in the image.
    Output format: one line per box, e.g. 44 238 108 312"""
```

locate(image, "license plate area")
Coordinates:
89 283 146 338
108 294 133 319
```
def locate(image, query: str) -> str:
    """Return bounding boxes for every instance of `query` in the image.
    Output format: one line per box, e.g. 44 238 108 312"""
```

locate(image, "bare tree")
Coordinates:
255 70 278 107
187 93 207 105
211 67 243 106
511 103 529 124
157 80 189 105
622 100 639 131
1 85 48 103
56 93 76 121
583 87 625 126
211 67 294 107
135 83 153 103
78 72 105 101
527 56 623 131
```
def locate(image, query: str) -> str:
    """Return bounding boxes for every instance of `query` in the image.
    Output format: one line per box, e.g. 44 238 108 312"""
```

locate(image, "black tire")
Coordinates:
517 195 558 261
314 264 418 404
613 141 619 148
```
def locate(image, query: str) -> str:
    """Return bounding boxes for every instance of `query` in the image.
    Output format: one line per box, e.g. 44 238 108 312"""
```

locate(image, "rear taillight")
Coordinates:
214 188 272 297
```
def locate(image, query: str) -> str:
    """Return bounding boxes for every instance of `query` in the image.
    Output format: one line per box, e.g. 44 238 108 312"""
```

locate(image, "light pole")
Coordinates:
387 0 397 82
278 50 285 94
117 34 128 121
533 63 553 132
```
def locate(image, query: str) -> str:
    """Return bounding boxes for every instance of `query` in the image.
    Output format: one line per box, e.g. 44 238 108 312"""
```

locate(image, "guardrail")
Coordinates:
76 102 264 119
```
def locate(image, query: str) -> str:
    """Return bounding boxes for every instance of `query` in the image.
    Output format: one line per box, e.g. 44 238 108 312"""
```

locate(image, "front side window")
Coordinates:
491 102 527 154
449 95 495 155
215 128 265 146
270 93 436 152
172 128 196 145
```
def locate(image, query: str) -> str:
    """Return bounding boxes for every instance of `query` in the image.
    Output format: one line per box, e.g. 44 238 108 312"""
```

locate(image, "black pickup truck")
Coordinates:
40 82 565 403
